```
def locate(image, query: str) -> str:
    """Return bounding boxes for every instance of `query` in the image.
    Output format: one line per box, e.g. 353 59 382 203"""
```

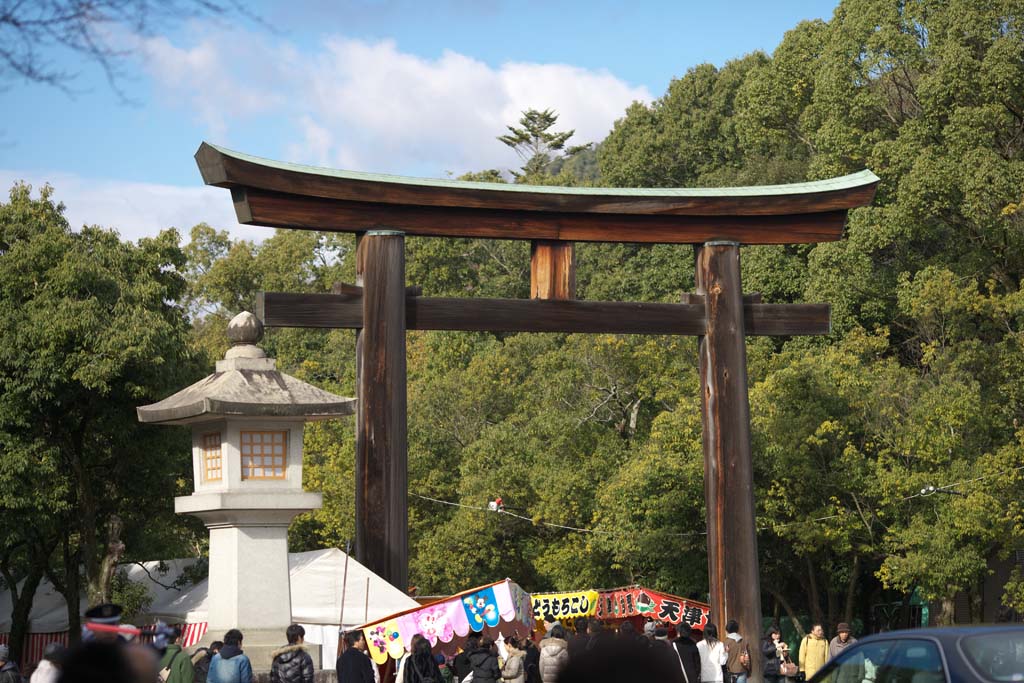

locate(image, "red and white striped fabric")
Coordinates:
0 631 69 671
181 622 208 648
0 623 208 670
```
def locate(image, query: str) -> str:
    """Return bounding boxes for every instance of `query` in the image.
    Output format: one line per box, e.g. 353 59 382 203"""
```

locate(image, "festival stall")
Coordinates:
532 586 710 633
2 549 417 672
358 578 535 665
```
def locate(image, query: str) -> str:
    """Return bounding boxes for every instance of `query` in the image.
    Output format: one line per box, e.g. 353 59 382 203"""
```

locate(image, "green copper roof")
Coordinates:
204 143 880 198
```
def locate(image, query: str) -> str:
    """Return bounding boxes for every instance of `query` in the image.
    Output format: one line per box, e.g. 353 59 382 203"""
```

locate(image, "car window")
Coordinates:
814 640 894 683
961 631 1024 682
873 639 946 683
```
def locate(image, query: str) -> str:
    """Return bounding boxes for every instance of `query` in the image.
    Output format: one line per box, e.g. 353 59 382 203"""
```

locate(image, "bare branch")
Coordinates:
0 0 260 98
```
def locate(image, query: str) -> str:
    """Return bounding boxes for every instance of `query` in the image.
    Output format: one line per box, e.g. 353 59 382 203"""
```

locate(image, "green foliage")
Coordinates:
111 569 154 621
0 182 202 617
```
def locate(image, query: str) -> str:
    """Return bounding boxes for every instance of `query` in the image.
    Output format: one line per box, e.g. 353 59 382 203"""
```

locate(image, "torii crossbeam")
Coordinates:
196 142 877 683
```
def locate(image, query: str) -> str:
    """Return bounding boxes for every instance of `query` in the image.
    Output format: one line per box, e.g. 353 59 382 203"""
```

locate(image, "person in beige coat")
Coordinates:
538 626 569 683
500 637 526 683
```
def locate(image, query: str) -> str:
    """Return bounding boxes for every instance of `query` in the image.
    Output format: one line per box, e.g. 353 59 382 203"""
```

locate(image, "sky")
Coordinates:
0 0 840 243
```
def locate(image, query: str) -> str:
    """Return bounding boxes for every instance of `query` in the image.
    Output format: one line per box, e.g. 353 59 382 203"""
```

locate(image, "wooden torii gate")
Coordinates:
196 142 877 680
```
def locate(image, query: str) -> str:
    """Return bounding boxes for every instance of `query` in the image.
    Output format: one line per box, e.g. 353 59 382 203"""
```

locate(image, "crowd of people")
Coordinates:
0 603 321 683
334 612 860 683
0 601 861 683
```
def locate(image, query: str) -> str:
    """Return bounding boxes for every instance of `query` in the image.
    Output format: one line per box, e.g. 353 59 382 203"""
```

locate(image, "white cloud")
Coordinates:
0 170 273 244
142 32 291 140
141 30 651 176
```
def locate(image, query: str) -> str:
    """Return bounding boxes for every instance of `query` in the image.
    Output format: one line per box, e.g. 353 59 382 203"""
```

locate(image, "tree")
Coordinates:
498 109 591 181
0 183 201 659
0 0 253 95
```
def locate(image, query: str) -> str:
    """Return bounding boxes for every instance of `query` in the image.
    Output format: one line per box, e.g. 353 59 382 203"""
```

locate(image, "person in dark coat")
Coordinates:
337 631 375 683
672 623 701 683
650 628 684 683
192 641 222 683
468 637 501 683
567 617 590 660
58 640 140 683
271 625 315 683
522 637 541 683
453 635 479 683
0 645 22 683
556 634 686 683
403 637 444 683
761 626 783 683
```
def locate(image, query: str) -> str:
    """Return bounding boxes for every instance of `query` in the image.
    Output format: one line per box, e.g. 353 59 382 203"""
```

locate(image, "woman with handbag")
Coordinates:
779 649 799 681
760 626 784 683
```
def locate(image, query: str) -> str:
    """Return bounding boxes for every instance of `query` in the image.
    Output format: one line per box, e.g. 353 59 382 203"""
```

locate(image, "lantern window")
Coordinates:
202 432 223 482
240 430 287 479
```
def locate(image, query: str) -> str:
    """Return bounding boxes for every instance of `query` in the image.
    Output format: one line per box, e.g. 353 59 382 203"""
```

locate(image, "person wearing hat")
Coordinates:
0 644 22 683
30 642 65 683
541 614 558 639
83 603 124 642
828 623 861 683
158 624 196 683
827 623 856 660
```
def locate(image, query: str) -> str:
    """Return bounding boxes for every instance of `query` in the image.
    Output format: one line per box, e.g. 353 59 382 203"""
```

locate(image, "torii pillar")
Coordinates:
697 241 761 647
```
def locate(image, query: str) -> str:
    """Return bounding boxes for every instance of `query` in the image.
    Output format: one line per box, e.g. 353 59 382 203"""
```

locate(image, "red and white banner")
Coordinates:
594 587 710 628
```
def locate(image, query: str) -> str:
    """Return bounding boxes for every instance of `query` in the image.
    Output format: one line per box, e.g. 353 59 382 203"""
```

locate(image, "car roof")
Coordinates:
857 625 1024 643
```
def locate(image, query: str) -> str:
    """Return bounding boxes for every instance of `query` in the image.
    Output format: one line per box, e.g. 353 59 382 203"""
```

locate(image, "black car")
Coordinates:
808 625 1024 683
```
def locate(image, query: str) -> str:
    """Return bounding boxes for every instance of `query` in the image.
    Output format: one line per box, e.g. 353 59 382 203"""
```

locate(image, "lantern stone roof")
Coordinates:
137 311 356 425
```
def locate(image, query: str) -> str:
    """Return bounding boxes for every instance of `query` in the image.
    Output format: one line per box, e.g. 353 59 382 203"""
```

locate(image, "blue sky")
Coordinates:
1 0 839 241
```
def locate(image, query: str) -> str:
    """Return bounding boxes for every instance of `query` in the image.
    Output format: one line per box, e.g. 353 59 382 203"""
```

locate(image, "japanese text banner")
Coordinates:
531 590 599 621
594 588 709 628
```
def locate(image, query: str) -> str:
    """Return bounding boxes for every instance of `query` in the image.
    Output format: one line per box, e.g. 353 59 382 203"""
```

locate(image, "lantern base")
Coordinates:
194 629 323 671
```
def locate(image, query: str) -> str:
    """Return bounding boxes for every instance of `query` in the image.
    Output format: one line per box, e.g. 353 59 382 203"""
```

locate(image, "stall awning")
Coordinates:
532 586 710 629
357 579 534 664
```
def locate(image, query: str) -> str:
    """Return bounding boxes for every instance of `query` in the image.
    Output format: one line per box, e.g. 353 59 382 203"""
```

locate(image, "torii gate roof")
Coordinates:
196 143 879 245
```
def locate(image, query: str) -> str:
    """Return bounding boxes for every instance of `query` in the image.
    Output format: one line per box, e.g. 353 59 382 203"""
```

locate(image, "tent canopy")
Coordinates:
148 548 418 631
2 549 417 634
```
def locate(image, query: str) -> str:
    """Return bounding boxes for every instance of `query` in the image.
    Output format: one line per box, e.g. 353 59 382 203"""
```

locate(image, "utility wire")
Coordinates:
410 463 1024 539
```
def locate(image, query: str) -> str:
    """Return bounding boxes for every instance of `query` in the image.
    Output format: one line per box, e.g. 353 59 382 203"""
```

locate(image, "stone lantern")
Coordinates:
138 312 355 667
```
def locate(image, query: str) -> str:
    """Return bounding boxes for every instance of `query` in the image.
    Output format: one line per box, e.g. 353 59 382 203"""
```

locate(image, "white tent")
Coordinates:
2 549 418 669
0 558 200 634
149 549 418 668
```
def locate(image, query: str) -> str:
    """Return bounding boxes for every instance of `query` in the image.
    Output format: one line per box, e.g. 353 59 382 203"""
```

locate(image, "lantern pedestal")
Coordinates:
179 491 324 669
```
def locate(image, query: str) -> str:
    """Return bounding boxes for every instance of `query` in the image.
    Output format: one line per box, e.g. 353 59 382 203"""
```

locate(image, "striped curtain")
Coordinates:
0 623 209 671
0 632 69 672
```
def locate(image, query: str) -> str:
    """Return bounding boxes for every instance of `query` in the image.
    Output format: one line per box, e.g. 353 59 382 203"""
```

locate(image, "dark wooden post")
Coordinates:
696 241 763 682
355 230 409 591
530 240 575 300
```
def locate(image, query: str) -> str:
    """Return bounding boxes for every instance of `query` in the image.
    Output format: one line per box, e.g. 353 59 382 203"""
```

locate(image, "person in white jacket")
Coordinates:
696 623 727 683
30 643 65 683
